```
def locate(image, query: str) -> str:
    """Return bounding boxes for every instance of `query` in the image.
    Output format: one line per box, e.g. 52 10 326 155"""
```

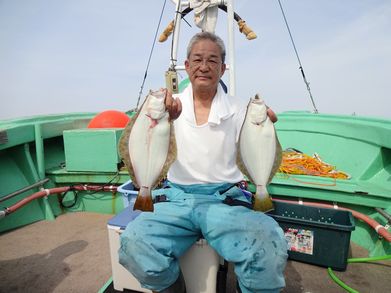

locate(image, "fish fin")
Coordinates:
118 96 151 189
133 190 154 212
268 135 283 184
155 119 177 188
253 185 274 212
236 98 257 183
118 107 140 188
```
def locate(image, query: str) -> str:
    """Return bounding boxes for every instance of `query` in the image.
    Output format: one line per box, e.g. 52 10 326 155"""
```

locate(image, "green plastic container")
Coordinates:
267 202 355 271
63 129 123 172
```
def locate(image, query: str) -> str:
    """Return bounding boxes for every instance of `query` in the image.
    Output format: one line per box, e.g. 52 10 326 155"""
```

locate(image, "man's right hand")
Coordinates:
165 89 182 121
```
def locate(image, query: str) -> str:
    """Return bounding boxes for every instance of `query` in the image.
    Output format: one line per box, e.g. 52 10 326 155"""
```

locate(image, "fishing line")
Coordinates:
136 0 167 109
277 0 319 113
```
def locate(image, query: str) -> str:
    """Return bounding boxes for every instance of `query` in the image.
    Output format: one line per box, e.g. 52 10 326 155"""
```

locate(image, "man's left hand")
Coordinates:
267 108 278 123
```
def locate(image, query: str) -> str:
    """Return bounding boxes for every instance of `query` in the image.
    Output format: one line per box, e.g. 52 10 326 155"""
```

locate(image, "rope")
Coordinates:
278 149 350 181
136 0 167 109
277 0 319 113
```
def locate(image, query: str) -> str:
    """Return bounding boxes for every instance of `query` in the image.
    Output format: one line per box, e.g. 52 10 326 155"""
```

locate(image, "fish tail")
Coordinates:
133 188 154 212
253 185 274 212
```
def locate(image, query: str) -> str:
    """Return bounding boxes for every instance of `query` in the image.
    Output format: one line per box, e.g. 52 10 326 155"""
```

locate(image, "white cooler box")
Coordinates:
107 207 223 293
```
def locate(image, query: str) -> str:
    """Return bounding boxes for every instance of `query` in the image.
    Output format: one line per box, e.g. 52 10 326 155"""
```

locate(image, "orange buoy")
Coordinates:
87 110 130 128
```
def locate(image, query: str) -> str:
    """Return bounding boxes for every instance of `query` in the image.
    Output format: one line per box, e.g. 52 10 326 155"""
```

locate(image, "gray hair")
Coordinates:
186 32 226 64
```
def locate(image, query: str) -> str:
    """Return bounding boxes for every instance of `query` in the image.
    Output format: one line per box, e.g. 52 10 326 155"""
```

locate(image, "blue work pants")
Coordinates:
119 182 288 293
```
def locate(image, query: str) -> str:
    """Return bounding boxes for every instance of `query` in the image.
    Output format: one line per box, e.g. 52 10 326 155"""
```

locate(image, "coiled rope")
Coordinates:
278 149 350 181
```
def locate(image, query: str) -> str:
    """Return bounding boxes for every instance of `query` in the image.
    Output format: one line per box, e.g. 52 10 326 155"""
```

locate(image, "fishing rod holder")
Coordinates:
168 0 237 95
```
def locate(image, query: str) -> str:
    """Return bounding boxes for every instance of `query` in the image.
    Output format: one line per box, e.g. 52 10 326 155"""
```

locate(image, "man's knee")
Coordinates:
235 216 287 292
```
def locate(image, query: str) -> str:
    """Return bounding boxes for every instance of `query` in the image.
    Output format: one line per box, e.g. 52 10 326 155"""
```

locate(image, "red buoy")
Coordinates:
87 110 130 128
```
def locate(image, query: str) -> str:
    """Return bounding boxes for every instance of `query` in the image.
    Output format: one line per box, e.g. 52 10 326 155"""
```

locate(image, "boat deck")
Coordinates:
0 212 389 293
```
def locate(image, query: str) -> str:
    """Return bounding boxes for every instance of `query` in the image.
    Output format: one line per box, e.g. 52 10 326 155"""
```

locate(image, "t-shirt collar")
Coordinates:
182 83 234 126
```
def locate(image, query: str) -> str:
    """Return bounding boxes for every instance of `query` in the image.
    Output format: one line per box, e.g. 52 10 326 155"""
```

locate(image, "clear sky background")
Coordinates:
1 0 390 120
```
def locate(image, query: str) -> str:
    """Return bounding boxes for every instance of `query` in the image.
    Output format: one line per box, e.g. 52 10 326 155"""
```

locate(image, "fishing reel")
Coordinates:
165 68 179 94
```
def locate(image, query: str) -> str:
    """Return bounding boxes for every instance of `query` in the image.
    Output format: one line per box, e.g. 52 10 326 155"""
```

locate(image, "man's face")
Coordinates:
185 39 226 92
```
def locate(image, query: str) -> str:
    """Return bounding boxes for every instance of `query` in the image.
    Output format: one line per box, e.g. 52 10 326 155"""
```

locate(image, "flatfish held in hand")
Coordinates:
119 89 176 212
237 94 282 212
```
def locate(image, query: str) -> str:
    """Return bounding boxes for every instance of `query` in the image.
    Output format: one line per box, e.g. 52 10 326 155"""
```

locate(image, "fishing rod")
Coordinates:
277 0 319 113
135 0 168 109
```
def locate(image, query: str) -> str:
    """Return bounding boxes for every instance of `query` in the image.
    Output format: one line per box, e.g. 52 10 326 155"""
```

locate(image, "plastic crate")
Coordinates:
267 201 355 271
117 180 138 209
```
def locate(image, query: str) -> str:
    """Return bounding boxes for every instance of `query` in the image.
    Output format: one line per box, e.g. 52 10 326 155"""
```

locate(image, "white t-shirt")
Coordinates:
167 84 247 185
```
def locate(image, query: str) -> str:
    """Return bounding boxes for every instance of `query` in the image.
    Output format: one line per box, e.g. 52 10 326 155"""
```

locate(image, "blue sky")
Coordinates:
1 0 390 120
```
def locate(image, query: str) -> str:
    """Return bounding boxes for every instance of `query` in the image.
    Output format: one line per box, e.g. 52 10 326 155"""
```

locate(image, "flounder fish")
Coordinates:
237 94 282 212
119 89 176 212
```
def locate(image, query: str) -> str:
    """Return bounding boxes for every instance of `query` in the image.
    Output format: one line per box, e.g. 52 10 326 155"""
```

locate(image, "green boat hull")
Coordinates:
0 111 390 257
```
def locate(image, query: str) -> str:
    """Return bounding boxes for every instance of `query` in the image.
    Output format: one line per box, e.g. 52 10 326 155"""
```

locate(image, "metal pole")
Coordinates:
375 208 391 223
226 0 236 96
171 0 184 69
0 178 50 203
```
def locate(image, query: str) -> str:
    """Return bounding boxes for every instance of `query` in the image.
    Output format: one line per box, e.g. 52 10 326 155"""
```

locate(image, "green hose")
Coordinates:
328 254 391 293
347 254 391 263
327 268 359 293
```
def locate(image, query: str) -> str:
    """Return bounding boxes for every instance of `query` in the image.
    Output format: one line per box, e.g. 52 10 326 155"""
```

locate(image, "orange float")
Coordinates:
87 110 130 128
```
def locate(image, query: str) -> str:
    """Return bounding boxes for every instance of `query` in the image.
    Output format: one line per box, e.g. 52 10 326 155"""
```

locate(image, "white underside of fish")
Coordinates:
237 95 281 212
129 112 170 185
119 90 176 212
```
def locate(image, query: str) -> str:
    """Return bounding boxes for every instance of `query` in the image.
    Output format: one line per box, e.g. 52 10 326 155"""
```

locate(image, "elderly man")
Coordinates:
119 32 287 293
